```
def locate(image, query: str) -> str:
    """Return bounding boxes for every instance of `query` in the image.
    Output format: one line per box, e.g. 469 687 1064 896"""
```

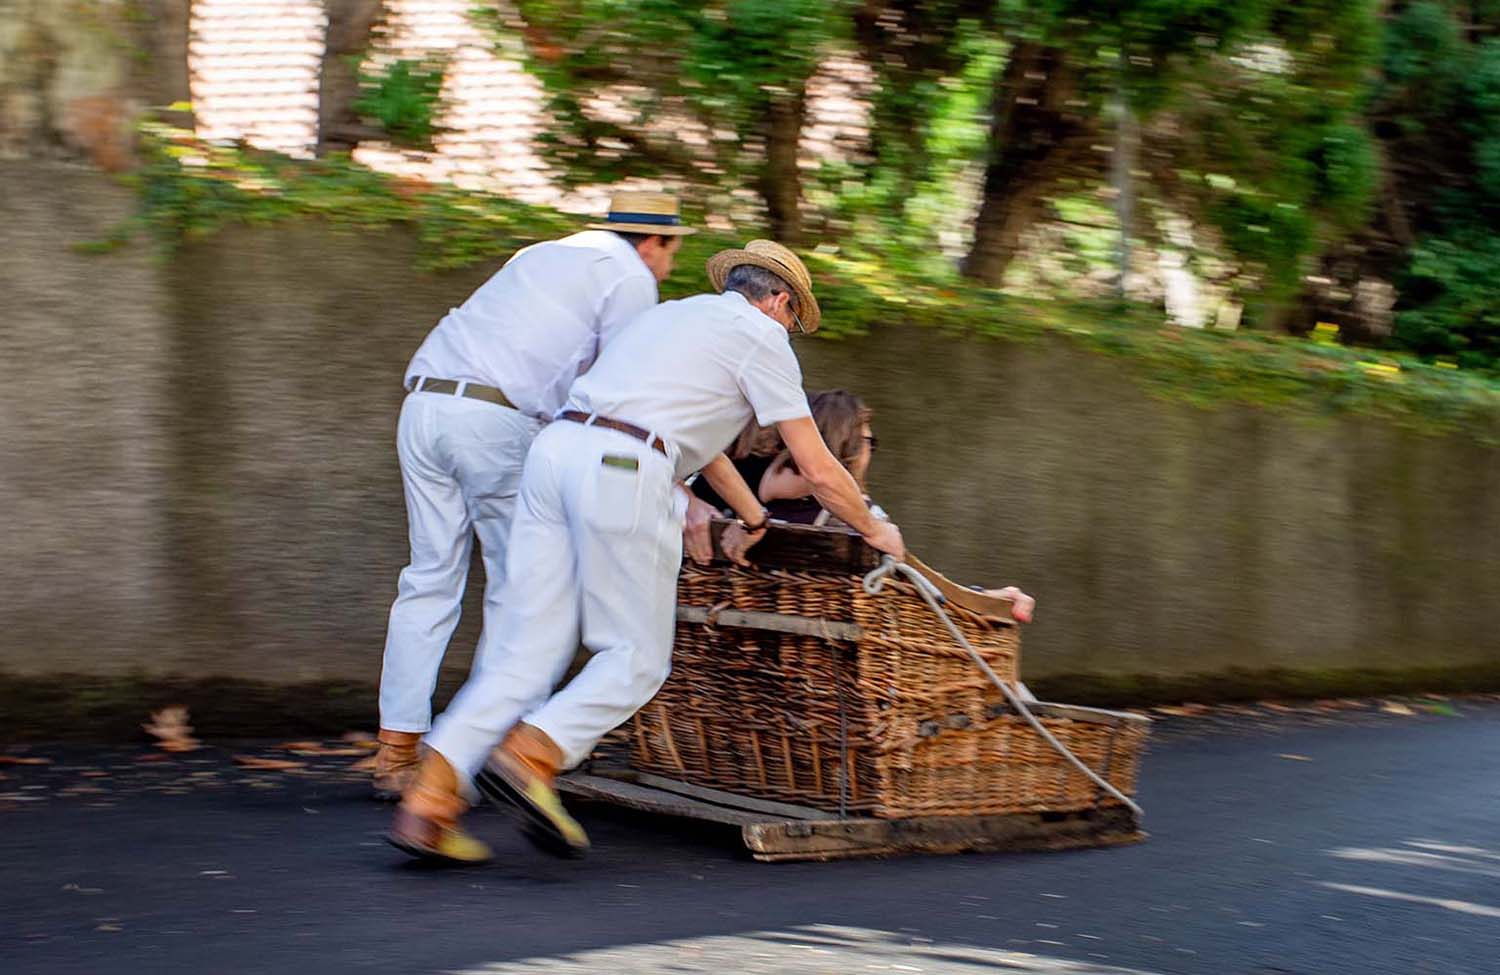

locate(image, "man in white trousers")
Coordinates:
389 239 905 863
372 192 696 800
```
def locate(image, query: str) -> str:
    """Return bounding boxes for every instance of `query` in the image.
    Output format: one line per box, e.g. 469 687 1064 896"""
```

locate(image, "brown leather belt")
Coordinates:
406 376 516 410
557 410 668 456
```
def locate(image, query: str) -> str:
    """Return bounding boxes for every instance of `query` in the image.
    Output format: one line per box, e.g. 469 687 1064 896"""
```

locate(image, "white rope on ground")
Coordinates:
862 557 1144 820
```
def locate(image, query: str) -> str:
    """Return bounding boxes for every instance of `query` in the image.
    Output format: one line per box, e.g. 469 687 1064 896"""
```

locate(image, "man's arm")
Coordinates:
698 454 769 566
776 416 904 558
678 483 718 566
699 454 764 525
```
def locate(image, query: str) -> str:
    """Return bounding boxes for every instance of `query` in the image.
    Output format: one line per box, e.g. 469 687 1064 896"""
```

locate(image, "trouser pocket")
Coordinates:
583 451 645 534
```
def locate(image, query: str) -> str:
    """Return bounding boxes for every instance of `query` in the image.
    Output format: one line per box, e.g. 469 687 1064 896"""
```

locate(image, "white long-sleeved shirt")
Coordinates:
404 230 657 420
566 290 812 480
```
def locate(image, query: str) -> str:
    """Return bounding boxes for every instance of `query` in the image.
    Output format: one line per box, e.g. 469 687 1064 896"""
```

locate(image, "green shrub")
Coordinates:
354 58 447 150
1397 230 1500 370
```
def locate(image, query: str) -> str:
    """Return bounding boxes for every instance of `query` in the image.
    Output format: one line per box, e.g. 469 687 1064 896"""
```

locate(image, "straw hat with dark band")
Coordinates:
586 191 697 236
705 239 821 333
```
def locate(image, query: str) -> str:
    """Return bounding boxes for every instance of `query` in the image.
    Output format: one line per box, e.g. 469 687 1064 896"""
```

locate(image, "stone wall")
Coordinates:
3 163 1498 735
0 161 172 672
797 335 1500 682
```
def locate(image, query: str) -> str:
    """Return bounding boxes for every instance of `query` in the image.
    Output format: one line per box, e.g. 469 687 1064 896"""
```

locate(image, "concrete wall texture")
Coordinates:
4 162 1498 724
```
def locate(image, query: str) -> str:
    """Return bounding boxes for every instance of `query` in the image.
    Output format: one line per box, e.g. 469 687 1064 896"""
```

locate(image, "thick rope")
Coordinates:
862 557 1144 819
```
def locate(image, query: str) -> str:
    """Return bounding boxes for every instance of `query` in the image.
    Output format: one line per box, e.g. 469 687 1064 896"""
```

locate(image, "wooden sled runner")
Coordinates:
561 764 1144 863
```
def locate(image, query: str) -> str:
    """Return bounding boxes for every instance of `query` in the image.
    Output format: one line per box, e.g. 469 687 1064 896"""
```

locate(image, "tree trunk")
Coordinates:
961 43 1092 286
760 89 807 245
1111 73 1137 299
141 0 195 129
317 0 387 157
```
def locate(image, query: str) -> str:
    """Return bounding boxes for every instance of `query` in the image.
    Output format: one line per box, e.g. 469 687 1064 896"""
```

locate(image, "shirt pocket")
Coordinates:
583 451 645 535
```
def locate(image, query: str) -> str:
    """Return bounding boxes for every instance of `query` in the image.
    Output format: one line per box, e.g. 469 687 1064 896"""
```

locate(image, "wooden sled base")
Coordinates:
559 770 1145 863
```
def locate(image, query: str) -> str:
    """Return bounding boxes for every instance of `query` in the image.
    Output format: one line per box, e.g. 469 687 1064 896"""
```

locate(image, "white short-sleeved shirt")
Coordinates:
405 230 657 420
565 290 813 479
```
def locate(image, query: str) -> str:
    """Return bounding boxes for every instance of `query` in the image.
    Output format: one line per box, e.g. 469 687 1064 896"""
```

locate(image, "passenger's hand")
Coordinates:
863 520 905 561
682 494 717 565
719 523 767 567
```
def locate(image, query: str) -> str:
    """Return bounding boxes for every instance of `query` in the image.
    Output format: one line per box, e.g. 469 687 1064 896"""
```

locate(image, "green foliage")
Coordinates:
1380 1 1465 115
1162 1 1381 326
506 0 847 194
834 21 1004 270
1317 122 1379 228
690 0 832 97
105 124 1500 443
1469 39 1500 203
127 122 573 270
1380 6 1500 368
354 58 447 150
1396 230 1500 369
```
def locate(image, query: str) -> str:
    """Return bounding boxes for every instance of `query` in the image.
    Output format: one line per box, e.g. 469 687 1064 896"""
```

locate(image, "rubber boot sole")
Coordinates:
386 809 492 866
475 764 589 858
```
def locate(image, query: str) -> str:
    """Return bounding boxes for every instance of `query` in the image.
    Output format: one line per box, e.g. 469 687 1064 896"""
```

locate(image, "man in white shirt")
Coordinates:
389 240 905 864
373 192 696 800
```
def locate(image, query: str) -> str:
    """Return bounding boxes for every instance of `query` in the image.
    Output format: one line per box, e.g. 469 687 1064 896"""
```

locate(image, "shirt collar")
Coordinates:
718 289 787 334
605 230 647 269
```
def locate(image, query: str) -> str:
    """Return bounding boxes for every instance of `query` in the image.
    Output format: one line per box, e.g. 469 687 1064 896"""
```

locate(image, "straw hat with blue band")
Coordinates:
706 239 821 334
587 191 698 236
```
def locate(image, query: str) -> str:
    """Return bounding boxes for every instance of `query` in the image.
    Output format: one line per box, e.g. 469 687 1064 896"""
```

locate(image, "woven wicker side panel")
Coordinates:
872 718 1150 819
650 563 1042 816
677 566 1020 697
634 624 885 811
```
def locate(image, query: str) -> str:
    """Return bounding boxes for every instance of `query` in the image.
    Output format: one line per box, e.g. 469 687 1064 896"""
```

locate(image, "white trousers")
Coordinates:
426 419 686 778
378 391 543 733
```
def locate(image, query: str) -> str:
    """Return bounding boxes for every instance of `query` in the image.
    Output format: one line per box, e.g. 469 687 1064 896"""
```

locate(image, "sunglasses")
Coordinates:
778 291 808 335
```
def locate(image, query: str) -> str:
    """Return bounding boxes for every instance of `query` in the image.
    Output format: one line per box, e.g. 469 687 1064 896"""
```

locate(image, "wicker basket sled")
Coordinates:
566 521 1149 861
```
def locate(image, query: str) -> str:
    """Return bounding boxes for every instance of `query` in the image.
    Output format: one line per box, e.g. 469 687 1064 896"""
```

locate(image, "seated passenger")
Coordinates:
690 389 1036 623
692 389 874 525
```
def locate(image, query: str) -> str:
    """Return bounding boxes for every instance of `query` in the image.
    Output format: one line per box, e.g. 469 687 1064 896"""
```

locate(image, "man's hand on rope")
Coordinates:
863 520 905 561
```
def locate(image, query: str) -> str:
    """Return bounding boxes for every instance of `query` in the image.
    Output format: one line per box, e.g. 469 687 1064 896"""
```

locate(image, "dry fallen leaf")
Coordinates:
142 706 202 753
1152 705 1208 718
278 742 368 756
232 755 306 771
1314 699 1367 712
1381 701 1415 716
1278 753 1314 761
0 755 52 766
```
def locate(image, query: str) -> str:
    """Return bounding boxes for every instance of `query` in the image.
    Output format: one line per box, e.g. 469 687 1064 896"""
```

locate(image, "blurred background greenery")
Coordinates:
460 0 1500 366
68 0 1496 377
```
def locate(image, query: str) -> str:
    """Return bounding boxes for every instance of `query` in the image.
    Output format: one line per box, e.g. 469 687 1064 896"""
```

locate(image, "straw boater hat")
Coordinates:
586 191 697 236
705 239 821 334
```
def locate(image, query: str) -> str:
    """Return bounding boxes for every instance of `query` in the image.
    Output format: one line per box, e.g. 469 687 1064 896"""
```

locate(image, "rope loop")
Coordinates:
860 556 1143 820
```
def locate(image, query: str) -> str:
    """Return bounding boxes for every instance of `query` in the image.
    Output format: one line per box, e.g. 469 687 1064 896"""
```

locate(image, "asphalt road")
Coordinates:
3 702 1498 975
